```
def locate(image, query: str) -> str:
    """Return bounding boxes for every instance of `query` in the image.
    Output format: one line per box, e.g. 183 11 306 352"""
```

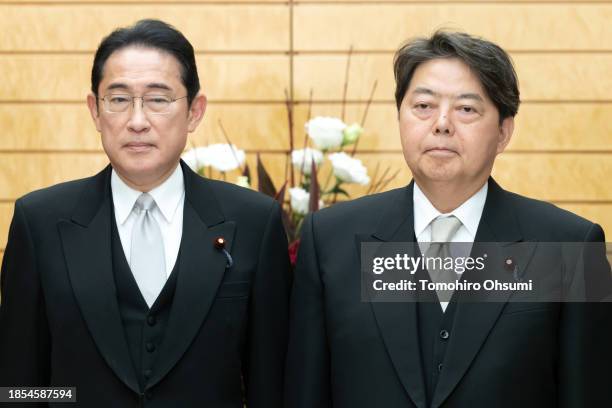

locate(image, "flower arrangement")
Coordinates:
183 49 397 266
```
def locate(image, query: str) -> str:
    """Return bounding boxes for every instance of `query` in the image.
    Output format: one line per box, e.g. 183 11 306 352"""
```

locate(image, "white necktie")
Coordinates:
130 193 166 308
425 215 462 303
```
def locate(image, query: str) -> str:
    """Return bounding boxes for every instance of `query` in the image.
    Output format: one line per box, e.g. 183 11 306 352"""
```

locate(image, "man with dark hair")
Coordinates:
285 30 611 408
0 19 290 407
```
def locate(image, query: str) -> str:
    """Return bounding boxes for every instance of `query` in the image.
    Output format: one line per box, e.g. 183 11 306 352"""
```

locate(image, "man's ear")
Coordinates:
497 116 514 154
187 93 207 133
86 93 102 132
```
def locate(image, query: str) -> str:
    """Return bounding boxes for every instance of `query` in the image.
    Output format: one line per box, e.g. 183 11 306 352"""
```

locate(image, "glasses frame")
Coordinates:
98 94 188 115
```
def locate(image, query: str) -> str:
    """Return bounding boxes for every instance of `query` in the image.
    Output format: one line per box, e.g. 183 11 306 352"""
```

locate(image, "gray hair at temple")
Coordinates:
393 30 521 123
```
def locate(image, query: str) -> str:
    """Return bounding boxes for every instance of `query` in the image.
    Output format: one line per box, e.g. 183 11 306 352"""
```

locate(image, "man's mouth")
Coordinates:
425 147 457 156
124 142 155 152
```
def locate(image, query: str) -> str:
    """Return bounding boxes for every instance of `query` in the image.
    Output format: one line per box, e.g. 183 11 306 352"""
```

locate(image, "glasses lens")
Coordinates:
105 94 131 113
144 95 172 113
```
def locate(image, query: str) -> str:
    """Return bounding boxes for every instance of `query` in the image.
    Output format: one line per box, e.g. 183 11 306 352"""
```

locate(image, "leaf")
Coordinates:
331 186 350 197
282 210 297 243
242 163 251 181
275 181 288 205
308 159 320 212
257 153 277 197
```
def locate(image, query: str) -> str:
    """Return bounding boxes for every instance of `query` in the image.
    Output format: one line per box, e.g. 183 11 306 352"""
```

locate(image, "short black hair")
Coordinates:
393 30 520 122
91 19 200 106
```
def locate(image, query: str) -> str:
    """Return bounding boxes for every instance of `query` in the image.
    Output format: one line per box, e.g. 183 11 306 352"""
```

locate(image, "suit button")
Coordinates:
146 342 156 353
437 363 444 372
144 369 152 379
147 315 156 326
440 330 450 340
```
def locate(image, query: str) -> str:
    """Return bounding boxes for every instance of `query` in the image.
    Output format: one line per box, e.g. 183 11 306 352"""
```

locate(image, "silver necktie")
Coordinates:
425 215 462 303
130 193 166 308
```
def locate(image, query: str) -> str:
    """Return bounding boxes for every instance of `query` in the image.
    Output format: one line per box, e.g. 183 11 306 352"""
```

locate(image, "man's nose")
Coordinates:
433 106 453 136
127 98 150 132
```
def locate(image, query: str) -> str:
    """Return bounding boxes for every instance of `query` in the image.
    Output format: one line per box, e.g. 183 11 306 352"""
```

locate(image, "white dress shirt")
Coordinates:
111 164 185 279
413 181 488 311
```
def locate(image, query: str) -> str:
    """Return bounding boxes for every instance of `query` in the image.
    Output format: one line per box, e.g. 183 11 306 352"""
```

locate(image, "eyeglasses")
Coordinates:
99 94 188 114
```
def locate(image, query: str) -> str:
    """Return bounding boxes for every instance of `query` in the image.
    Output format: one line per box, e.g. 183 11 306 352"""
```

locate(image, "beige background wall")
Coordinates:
0 0 611 264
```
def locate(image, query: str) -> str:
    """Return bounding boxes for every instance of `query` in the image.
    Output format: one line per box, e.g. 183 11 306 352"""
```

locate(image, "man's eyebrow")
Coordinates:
104 82 174 92
410 87 485 103
106 83 129 91
145 83 173 91
411 87 437 96
456 93 484 102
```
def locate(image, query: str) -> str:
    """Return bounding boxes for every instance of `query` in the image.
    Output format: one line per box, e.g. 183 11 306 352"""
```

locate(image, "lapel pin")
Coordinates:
504 257 522 282
214 237 226 249
214 237 234 268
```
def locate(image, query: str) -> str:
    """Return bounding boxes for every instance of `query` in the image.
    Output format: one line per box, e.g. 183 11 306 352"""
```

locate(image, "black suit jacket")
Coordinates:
285 178 611 408
0 161 291 407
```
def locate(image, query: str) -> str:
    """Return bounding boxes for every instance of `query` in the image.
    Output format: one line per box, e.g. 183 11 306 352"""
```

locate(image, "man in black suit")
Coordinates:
0 20 290 407
285 31 611 407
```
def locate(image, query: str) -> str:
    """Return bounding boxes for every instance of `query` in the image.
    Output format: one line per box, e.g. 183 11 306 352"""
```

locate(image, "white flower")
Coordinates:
289 187 311 215
235 176 250 188
289 187 324 215
291 148 324 175
343 123 364 145
305 116 346 150
206 143 246 172
328 152 370 185
182 146 213 171
183 144 245 173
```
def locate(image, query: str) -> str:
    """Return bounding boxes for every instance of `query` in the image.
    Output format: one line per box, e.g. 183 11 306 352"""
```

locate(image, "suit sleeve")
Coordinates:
558 223 612 407
243 201 292 408
284 213 332 408
0 200 51 392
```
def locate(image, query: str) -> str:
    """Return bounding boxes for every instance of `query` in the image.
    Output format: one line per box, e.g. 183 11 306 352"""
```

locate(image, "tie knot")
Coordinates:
430 215 462 243
134 193 156 212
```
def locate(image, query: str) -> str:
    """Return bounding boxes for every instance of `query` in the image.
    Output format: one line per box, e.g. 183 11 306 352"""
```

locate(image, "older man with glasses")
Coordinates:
0 19 290 408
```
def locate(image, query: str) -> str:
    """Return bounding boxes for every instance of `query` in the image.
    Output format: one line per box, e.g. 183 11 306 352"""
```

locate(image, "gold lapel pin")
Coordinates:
214 237 226 249
505 257 522 281
214 237 233 268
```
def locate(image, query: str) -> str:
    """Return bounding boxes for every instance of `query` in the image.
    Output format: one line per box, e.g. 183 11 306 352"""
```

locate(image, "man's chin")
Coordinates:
416 165 462 184
113 159 167 181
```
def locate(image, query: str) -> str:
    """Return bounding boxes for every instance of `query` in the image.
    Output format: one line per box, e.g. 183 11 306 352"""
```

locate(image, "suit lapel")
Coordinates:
147 161 235 389
58 166 140 394
431 178 537 408
367 182 427 408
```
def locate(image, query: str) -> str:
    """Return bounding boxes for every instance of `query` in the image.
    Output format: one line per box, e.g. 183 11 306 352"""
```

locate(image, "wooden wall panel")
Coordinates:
297 0 610 3
510 104 612 151
0 153 110 200
492 154 612 202
0 5 289 52
291 103 612 152
294 4 612 51
0 203 12 250
293 54 612 101
191 104 291 150
0 0 284 3
0 103 291 151
0 104 102 151
0 55 290 101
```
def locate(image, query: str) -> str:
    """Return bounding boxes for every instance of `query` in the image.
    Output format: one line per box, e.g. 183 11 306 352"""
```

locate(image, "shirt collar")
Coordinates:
413 181 488 239
111 163 185 225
